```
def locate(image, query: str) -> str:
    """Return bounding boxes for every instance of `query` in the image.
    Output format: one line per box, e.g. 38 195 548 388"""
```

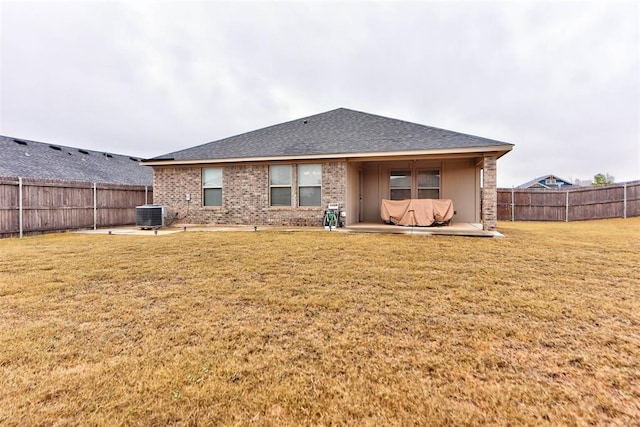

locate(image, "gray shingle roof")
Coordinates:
0 135 153 185
149 108 513 162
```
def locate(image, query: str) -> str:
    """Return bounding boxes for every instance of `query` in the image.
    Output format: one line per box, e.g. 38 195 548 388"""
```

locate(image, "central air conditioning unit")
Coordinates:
136 205 165 229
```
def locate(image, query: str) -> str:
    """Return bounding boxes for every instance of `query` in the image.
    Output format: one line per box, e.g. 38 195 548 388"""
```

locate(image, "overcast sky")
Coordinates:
1 0 638 187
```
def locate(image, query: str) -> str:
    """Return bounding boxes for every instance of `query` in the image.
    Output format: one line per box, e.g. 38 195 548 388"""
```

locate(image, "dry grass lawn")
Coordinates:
1 219 639 426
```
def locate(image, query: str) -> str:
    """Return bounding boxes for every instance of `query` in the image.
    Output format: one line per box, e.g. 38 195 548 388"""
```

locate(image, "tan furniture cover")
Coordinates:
380 199 454 226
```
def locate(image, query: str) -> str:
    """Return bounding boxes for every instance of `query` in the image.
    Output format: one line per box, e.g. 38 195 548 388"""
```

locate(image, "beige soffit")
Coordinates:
141 144 513 166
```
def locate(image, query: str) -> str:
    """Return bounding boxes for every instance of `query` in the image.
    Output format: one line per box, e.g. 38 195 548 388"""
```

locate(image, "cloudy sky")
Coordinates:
1 0 638 187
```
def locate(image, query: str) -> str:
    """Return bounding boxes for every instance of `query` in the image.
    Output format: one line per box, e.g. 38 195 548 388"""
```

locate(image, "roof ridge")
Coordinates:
332 108 511 146
151 108 349 160
147 108 513 162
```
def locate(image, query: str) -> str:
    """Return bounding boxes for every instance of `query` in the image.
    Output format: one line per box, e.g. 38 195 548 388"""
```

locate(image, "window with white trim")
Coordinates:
390 168 440 199
270 165 292 206
298 164 322 206
390 170 412 200
203 167 222 206
417 169 440 199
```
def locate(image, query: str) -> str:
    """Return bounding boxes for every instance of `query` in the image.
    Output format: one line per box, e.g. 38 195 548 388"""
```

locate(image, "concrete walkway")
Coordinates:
75 222 503 238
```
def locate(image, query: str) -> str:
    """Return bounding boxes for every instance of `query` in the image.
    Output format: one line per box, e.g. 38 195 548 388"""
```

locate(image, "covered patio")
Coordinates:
342 155 502 232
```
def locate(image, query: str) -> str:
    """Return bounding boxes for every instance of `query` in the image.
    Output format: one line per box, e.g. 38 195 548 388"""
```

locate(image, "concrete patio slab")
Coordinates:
343 222 503 238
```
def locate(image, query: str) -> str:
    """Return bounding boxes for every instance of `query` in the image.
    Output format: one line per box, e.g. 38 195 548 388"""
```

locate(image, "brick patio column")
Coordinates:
482 155 497 231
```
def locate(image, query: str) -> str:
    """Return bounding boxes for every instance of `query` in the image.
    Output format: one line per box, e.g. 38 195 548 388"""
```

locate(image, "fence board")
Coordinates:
626 182 640 217
0 179 19 234
0 176 153 238
497 180 640 222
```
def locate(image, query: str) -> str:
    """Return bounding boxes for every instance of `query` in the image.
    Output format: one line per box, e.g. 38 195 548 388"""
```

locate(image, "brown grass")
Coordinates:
0 219 639 426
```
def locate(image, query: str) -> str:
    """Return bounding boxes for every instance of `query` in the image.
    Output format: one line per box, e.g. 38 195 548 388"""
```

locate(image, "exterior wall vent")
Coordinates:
136 204 164 229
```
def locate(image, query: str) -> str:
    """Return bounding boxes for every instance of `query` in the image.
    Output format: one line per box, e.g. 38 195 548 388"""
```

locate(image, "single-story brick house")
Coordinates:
142 108 513 231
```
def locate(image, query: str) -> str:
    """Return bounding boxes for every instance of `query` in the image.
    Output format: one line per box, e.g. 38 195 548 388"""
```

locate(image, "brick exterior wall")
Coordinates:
481 155 497 231
153 161 347 227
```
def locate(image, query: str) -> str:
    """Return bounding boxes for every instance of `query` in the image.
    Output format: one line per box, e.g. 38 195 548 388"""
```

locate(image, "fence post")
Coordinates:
565 191 569 222
93 183 97 230
511 187 515 221
623 182 627 219
18 177 23 238
145 185 149 205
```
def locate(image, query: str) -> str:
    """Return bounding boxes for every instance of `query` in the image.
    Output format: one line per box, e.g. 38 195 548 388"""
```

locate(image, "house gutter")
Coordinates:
141 144 514 167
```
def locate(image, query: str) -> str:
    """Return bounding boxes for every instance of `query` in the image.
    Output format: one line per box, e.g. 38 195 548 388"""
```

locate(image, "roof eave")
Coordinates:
141 144 514 166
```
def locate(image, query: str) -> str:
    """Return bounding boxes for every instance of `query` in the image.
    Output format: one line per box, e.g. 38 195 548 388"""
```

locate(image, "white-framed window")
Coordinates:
417 169 440 199
270 165 292 206
390 170 412 200
203 167 223 206
298 164 322 206
390 168 440 199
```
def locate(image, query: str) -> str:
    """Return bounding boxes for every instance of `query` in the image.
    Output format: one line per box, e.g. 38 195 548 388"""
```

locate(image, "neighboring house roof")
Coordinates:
0 135 153 185
144 108 513 165
518 174 574 189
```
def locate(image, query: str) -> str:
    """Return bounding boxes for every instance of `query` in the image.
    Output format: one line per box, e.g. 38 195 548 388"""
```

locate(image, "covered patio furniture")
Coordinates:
380 199 454 226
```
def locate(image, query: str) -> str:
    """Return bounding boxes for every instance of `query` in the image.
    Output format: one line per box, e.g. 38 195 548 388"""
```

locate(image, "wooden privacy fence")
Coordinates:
497 180 640 222
0 176 153 238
